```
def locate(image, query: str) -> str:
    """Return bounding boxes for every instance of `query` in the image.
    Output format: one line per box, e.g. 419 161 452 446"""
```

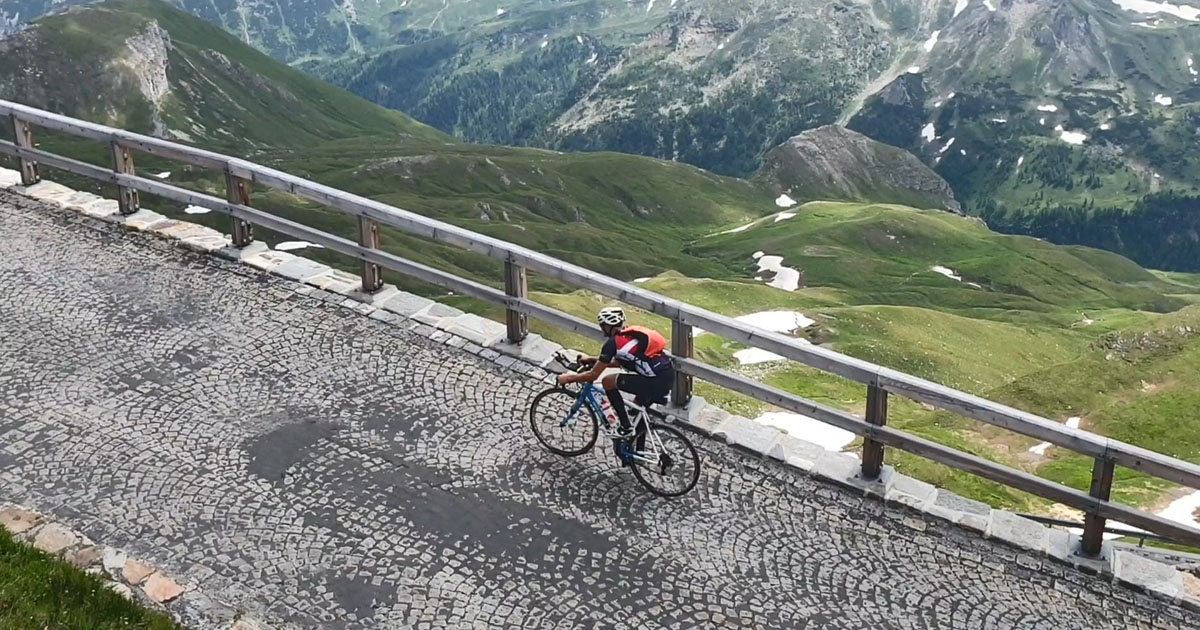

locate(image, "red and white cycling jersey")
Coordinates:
598 326 671 377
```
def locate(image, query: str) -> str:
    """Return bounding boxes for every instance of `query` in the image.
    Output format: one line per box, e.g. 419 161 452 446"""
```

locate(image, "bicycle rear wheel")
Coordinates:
630 423 701 497
529 387 599 457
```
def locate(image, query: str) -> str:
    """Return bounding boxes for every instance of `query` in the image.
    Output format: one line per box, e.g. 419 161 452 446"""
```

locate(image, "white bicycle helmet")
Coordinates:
597 306 626 327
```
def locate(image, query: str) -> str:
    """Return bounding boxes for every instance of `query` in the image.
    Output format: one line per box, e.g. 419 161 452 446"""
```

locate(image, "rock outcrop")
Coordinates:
755 125 961 213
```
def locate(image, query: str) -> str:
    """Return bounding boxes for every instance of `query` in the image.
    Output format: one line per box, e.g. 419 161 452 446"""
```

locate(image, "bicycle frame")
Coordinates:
564 383 667 467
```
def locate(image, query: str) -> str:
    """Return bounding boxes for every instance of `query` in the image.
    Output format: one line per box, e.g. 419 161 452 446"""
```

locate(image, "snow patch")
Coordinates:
775 193 797 208
1111 0 1200 21
576 35 583 44
774 212 797 223
496 7 506 15
695 310 815 338
632 277 652 283
938 137 956 154
1037 104 1059 112
752 251 764 259
1099 123 1111 130
1059 129 1089 145
646 0 655 12
1154 93 1174 105
756 256 801 291
991 118 1008 123
183 205 210 215
923 30 940 52
717 223 754 235
733 344 813 365
1029 417 1082 455
906 65 922 74
1017 155 1025 167
954 0 969 17
756 411 856 451
540 39 548 48
921 122 936 142
983 0 996 10
276 241 325 251
1039 117 1046 125
931 265 962 282
154 171 171 179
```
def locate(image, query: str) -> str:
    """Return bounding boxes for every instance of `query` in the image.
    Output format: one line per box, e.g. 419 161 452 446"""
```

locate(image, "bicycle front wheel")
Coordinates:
630 423 701 497
529 387 600 457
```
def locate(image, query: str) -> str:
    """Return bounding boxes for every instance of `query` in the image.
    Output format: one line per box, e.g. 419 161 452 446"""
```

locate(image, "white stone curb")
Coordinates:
5 169 1200 614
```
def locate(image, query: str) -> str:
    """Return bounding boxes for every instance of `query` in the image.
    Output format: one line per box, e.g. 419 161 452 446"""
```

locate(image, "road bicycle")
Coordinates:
529 352 701 496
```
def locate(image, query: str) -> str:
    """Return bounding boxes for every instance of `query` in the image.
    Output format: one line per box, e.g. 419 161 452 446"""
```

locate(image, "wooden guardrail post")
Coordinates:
224 171 254 247
358 217 383 293
110 140 139 215
670 319 694 407
861 382 888 479
9 115 40 186
1081 455 1115 556
504 260 528 343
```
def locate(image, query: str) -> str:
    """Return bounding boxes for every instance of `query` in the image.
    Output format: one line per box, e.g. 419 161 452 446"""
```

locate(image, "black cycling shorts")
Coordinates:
617 369 674 406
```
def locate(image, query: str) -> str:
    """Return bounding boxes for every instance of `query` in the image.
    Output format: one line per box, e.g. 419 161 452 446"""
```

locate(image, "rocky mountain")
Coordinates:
756 126 960 213
0 0 448 149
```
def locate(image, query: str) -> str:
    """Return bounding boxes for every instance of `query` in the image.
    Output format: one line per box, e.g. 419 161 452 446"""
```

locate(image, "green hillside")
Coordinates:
0 0 450 148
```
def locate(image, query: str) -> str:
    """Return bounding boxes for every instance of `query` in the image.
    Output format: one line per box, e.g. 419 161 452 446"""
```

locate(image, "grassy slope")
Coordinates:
0 530 182 630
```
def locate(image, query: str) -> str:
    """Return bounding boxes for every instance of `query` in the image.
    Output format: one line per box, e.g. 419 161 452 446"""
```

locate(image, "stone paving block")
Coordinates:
812 451 862 488
307 269 361 294
182 233 234 253
381 291 435 317
243 249 298 273
143 572 186 603
60 191 105 212
79 198 120 218
767 433 826 472
0 167 20 188
153 220 223 243
840 464 894 499
885 473 937 510
492 334 563 367
123 558 156 585
19 180 75 202
717 415 782 456
439 313 508 347
121 209 172 231
0 506 42 534
1115 549 1184 601
986 510 1050 554
216 241 269 262
273 257 332 282
102 548 126 574
411 302 465 326
1182 573 1200 610
66 545 104 569
677 401 729 437
347 284 401 306
33 522 78 554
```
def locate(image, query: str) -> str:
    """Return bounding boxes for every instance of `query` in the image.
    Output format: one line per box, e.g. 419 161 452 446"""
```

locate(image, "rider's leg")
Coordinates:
601 373 632 432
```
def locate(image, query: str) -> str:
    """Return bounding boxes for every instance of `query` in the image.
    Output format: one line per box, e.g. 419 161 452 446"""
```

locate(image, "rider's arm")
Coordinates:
561 358 612 384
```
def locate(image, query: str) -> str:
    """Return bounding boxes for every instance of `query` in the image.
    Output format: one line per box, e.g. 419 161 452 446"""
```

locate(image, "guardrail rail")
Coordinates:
5 99 1200 556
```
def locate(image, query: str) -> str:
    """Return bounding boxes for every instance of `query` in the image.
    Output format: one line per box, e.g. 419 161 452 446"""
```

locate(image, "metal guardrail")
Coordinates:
5 99 1200 554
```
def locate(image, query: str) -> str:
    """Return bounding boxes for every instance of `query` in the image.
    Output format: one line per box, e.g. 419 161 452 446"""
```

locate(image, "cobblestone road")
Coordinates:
1 191 1198 630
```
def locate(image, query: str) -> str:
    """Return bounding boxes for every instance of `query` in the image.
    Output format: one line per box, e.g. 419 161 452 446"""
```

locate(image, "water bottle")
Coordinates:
598 393 619 430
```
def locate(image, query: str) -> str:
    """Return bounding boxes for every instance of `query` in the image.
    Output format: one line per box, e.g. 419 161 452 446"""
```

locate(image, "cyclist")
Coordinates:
557 306 674 437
